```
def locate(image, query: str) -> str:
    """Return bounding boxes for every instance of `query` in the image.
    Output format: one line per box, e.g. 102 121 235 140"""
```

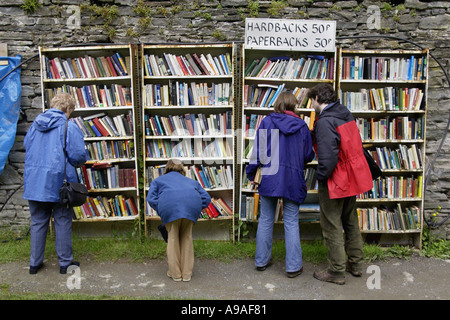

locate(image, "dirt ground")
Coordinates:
1 254 449 301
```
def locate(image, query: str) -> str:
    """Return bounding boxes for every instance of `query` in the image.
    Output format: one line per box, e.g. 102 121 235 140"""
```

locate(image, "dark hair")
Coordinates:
273 92 297 113
164 159 186 176
307 83 337 104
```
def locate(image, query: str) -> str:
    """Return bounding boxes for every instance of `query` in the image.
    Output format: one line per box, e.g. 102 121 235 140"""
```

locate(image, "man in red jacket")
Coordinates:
308 84 373 285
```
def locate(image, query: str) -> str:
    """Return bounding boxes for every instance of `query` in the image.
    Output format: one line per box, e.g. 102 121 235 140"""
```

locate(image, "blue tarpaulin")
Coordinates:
0 55 22 176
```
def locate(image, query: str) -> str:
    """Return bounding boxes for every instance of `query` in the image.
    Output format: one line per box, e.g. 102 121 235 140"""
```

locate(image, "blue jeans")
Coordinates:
255 196 302 272
29 200 74 268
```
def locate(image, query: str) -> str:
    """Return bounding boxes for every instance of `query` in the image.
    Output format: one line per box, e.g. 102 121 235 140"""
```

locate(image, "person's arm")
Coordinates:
147 180 160 212
246 119 267 182
196 182 211 209
66 121 88 166
315 119 340 181
302 125 315 164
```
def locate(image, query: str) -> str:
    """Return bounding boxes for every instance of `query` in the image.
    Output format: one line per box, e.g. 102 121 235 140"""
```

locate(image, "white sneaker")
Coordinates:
167 272 182 282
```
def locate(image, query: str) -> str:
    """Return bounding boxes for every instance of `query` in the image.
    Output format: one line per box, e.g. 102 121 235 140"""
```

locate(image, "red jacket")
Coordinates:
313 101 373 199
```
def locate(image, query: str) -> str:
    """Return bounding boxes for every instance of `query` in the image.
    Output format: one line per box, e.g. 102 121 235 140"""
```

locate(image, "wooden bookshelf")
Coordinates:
237 46 336 237
39 44 141 224
337 48 429 248
140 43 236 239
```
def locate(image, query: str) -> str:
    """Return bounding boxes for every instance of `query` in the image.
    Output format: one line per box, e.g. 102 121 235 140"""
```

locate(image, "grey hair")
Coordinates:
50 92 75 113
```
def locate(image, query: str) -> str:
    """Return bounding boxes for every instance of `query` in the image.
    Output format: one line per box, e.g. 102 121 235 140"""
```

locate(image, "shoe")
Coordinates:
167 272 182 282
256 260 273 271
60 261 80 274
29 263 43 275
287 267 303 278
182 276 191 282
346 263 362 277
313 269 345 285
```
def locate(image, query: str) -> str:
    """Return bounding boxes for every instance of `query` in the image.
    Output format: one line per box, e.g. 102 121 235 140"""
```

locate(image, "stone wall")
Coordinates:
0 0 449 238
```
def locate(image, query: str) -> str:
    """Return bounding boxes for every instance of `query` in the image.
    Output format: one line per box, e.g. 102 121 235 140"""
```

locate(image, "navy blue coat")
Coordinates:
23 109 87 202
147 171 211 224
246 112 315 204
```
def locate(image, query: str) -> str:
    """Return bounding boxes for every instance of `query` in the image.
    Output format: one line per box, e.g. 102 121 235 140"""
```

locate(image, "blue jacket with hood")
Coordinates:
146 171 211 225
23 108 87 202
246 112 315 204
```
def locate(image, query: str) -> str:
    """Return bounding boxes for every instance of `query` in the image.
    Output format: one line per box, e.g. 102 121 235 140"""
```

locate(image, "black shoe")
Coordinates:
29 263 43 275
287 267 304 278
256 260 273 271
60 261 80 274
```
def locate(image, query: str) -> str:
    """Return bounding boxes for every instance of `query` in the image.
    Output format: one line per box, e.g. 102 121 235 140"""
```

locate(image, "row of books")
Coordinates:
341 55 426 81
86 140 134 161
143 81 231 107
304 168 318 191
359 175 423 200
243 112 315 140
146 197 232 219
201 198 233 218
72 111 134 138
357 204 420 231
72 195 138 220
245 55 334 80
145 138 232 159
239 194 321 221
244 83 285 109
43 52 129 80
240 193 261 221
76 163 136 190
369 144 423 171
245 114 265 137
356 116 424 141
243 84 314 110
241 166 317 192
44 84 132 110
146 164 233 190
339 87 424 111
143 52 232 77
144 112 232 137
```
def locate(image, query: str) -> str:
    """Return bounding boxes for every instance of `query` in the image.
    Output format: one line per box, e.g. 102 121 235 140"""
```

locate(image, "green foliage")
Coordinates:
80 3 118 40
134 0 153 17
268 0 287 17
248 0 260 18
212 30 227 41
420 228 450 260
21 0 41 14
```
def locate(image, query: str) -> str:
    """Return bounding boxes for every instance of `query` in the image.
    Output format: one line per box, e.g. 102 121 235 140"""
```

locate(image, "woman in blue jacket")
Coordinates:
23 93 87 274
147 159 211 282
246 92 315 278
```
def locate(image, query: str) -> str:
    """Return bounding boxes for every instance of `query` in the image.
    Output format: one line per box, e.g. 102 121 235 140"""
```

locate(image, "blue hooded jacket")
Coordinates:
23 109 87 202
246 112 315 204
147 171 211 225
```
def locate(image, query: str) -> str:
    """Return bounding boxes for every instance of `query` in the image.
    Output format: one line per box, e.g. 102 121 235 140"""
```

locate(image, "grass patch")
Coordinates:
2 230 448 266
0 283 185 300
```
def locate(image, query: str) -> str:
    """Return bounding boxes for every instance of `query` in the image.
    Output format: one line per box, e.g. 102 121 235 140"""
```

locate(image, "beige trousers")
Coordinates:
166 218 194 279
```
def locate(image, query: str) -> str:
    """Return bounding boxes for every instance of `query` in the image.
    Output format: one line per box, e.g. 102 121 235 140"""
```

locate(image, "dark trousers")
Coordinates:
29 200 73 268
318 180 364 274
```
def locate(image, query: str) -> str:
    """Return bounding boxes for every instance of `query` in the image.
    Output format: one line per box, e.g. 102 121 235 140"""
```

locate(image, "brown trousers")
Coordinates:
165 218 194 279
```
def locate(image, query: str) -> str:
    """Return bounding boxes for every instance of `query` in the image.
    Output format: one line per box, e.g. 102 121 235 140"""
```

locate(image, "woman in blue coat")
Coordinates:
23 93 87 274
147 159 211 281
246 92 315 278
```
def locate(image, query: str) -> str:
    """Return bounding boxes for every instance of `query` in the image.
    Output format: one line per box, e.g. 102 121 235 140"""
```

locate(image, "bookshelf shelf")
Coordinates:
39 44 141 223
141 43 237 238
337 47 429 247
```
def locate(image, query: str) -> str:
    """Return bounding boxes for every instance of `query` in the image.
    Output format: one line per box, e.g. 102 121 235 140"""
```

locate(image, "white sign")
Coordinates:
245 18 336 52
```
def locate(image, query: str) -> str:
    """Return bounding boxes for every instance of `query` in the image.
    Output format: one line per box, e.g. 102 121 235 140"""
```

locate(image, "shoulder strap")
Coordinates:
63 119 68 181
